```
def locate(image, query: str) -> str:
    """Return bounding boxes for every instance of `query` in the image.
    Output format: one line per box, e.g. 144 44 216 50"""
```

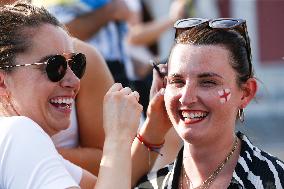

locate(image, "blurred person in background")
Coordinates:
125 0 186 115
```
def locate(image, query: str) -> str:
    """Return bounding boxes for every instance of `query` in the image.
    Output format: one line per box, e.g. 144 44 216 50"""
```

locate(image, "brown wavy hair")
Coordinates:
0 1 63 70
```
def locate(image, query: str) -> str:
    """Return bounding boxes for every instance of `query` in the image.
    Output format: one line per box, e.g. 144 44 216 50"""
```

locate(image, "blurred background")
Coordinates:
147 0 284 160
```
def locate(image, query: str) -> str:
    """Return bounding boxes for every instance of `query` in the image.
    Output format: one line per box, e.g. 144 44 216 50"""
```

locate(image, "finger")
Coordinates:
149 88 165 107
120 87 132 95
150 73 165 100
107 83 123 93
131 91 140 101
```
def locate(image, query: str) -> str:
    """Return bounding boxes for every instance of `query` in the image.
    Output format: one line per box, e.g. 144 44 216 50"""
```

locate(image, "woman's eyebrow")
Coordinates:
197 72 224 79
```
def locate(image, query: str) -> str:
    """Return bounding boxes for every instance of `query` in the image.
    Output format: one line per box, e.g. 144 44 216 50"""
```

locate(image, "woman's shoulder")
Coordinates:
0 115 57 163
0 116 47 136
0 116 79 188
0 115 33 123
238 131 284 164
0 116 54 152
235 131 284 187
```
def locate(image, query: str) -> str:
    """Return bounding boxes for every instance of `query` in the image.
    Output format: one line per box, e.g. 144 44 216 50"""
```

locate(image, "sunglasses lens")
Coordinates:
69 53 86 79
175 18 206 28
210 19 239 28
46 55 67 82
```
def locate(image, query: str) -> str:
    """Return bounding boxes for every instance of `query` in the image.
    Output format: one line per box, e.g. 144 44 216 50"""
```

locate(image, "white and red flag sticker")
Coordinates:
218 89 231 104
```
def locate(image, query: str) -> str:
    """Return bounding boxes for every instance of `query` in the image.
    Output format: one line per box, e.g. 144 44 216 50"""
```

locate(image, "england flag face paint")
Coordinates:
218 88 231 104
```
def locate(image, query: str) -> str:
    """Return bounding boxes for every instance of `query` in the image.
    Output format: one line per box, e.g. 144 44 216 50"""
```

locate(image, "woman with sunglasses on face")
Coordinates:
0 2 143 189
1 0 114 177
135 18 284 188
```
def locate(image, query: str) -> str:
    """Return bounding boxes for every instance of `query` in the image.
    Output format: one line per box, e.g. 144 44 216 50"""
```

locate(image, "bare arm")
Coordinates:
95 83 143 189
131 66 172 186
67 72 142 189
66 0 131 40
127 17 175 46
126 0 186 46
57 39 114 176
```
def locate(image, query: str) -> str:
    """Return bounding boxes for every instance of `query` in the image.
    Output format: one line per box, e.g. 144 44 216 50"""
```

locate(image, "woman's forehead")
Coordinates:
29 24 73 53
16 24 73 63
169 44 230 65
168 44 233 75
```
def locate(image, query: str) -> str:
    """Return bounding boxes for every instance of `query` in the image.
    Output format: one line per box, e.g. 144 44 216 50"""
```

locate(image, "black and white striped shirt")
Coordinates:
135 132 284 189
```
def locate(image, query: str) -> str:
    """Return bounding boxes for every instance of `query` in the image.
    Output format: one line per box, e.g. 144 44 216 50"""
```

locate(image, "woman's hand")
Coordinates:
103 83 143 143
97 83 142 189
145 64 172 136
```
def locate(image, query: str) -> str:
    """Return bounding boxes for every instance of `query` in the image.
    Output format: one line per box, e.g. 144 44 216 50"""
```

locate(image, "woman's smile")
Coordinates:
180 109 209 124
49 96 75 114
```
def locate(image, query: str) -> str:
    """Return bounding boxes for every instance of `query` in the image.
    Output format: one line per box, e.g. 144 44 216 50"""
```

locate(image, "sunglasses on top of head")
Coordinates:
0 53 86 82
174 18 252 77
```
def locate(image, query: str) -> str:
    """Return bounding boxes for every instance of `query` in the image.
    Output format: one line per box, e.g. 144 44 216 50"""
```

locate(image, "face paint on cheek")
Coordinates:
218 88 231 104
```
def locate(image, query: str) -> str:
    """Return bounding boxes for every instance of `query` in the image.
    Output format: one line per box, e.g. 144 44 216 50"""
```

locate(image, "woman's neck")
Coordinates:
182 133 240 188
0 106 19 116
183 132 236 160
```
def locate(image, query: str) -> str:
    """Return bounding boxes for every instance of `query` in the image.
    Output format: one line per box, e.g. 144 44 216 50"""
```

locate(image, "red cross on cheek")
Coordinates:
218 89 231 104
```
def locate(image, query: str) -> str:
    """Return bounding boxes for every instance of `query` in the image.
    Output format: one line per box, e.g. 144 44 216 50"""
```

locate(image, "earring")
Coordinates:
238 108 245 123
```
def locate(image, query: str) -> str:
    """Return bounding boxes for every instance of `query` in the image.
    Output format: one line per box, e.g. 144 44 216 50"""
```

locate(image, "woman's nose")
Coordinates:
59 66 80 92
179 83 198 105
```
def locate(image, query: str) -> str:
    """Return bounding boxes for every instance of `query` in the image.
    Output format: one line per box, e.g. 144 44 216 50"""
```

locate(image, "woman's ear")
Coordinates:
239 78 258 109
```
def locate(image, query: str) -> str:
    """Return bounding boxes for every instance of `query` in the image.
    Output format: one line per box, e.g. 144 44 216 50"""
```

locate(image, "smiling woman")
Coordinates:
135 18 284 189
0 2 143 189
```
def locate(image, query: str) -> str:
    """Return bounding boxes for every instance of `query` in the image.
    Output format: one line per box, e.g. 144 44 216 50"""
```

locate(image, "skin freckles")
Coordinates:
164 44 244 145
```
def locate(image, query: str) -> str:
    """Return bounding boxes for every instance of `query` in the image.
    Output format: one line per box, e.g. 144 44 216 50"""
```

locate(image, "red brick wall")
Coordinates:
257 0 284 64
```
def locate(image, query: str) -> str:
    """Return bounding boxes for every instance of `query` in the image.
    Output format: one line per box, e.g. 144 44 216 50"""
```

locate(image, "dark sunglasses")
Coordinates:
174 18 252 77
0 53 86 82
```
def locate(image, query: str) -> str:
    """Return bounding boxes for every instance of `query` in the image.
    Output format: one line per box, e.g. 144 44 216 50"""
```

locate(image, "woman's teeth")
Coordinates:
50 97 74 109
182 111 208 119
180 111 208 124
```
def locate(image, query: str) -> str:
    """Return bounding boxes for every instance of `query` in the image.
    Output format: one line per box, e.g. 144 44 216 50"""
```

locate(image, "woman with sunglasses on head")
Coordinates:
0 2 143 189
135 18 284 188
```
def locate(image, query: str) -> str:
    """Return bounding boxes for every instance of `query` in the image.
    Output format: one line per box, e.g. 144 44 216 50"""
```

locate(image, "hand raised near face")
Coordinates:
103 83 143 143
145 63 172 135
149 63 167 100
